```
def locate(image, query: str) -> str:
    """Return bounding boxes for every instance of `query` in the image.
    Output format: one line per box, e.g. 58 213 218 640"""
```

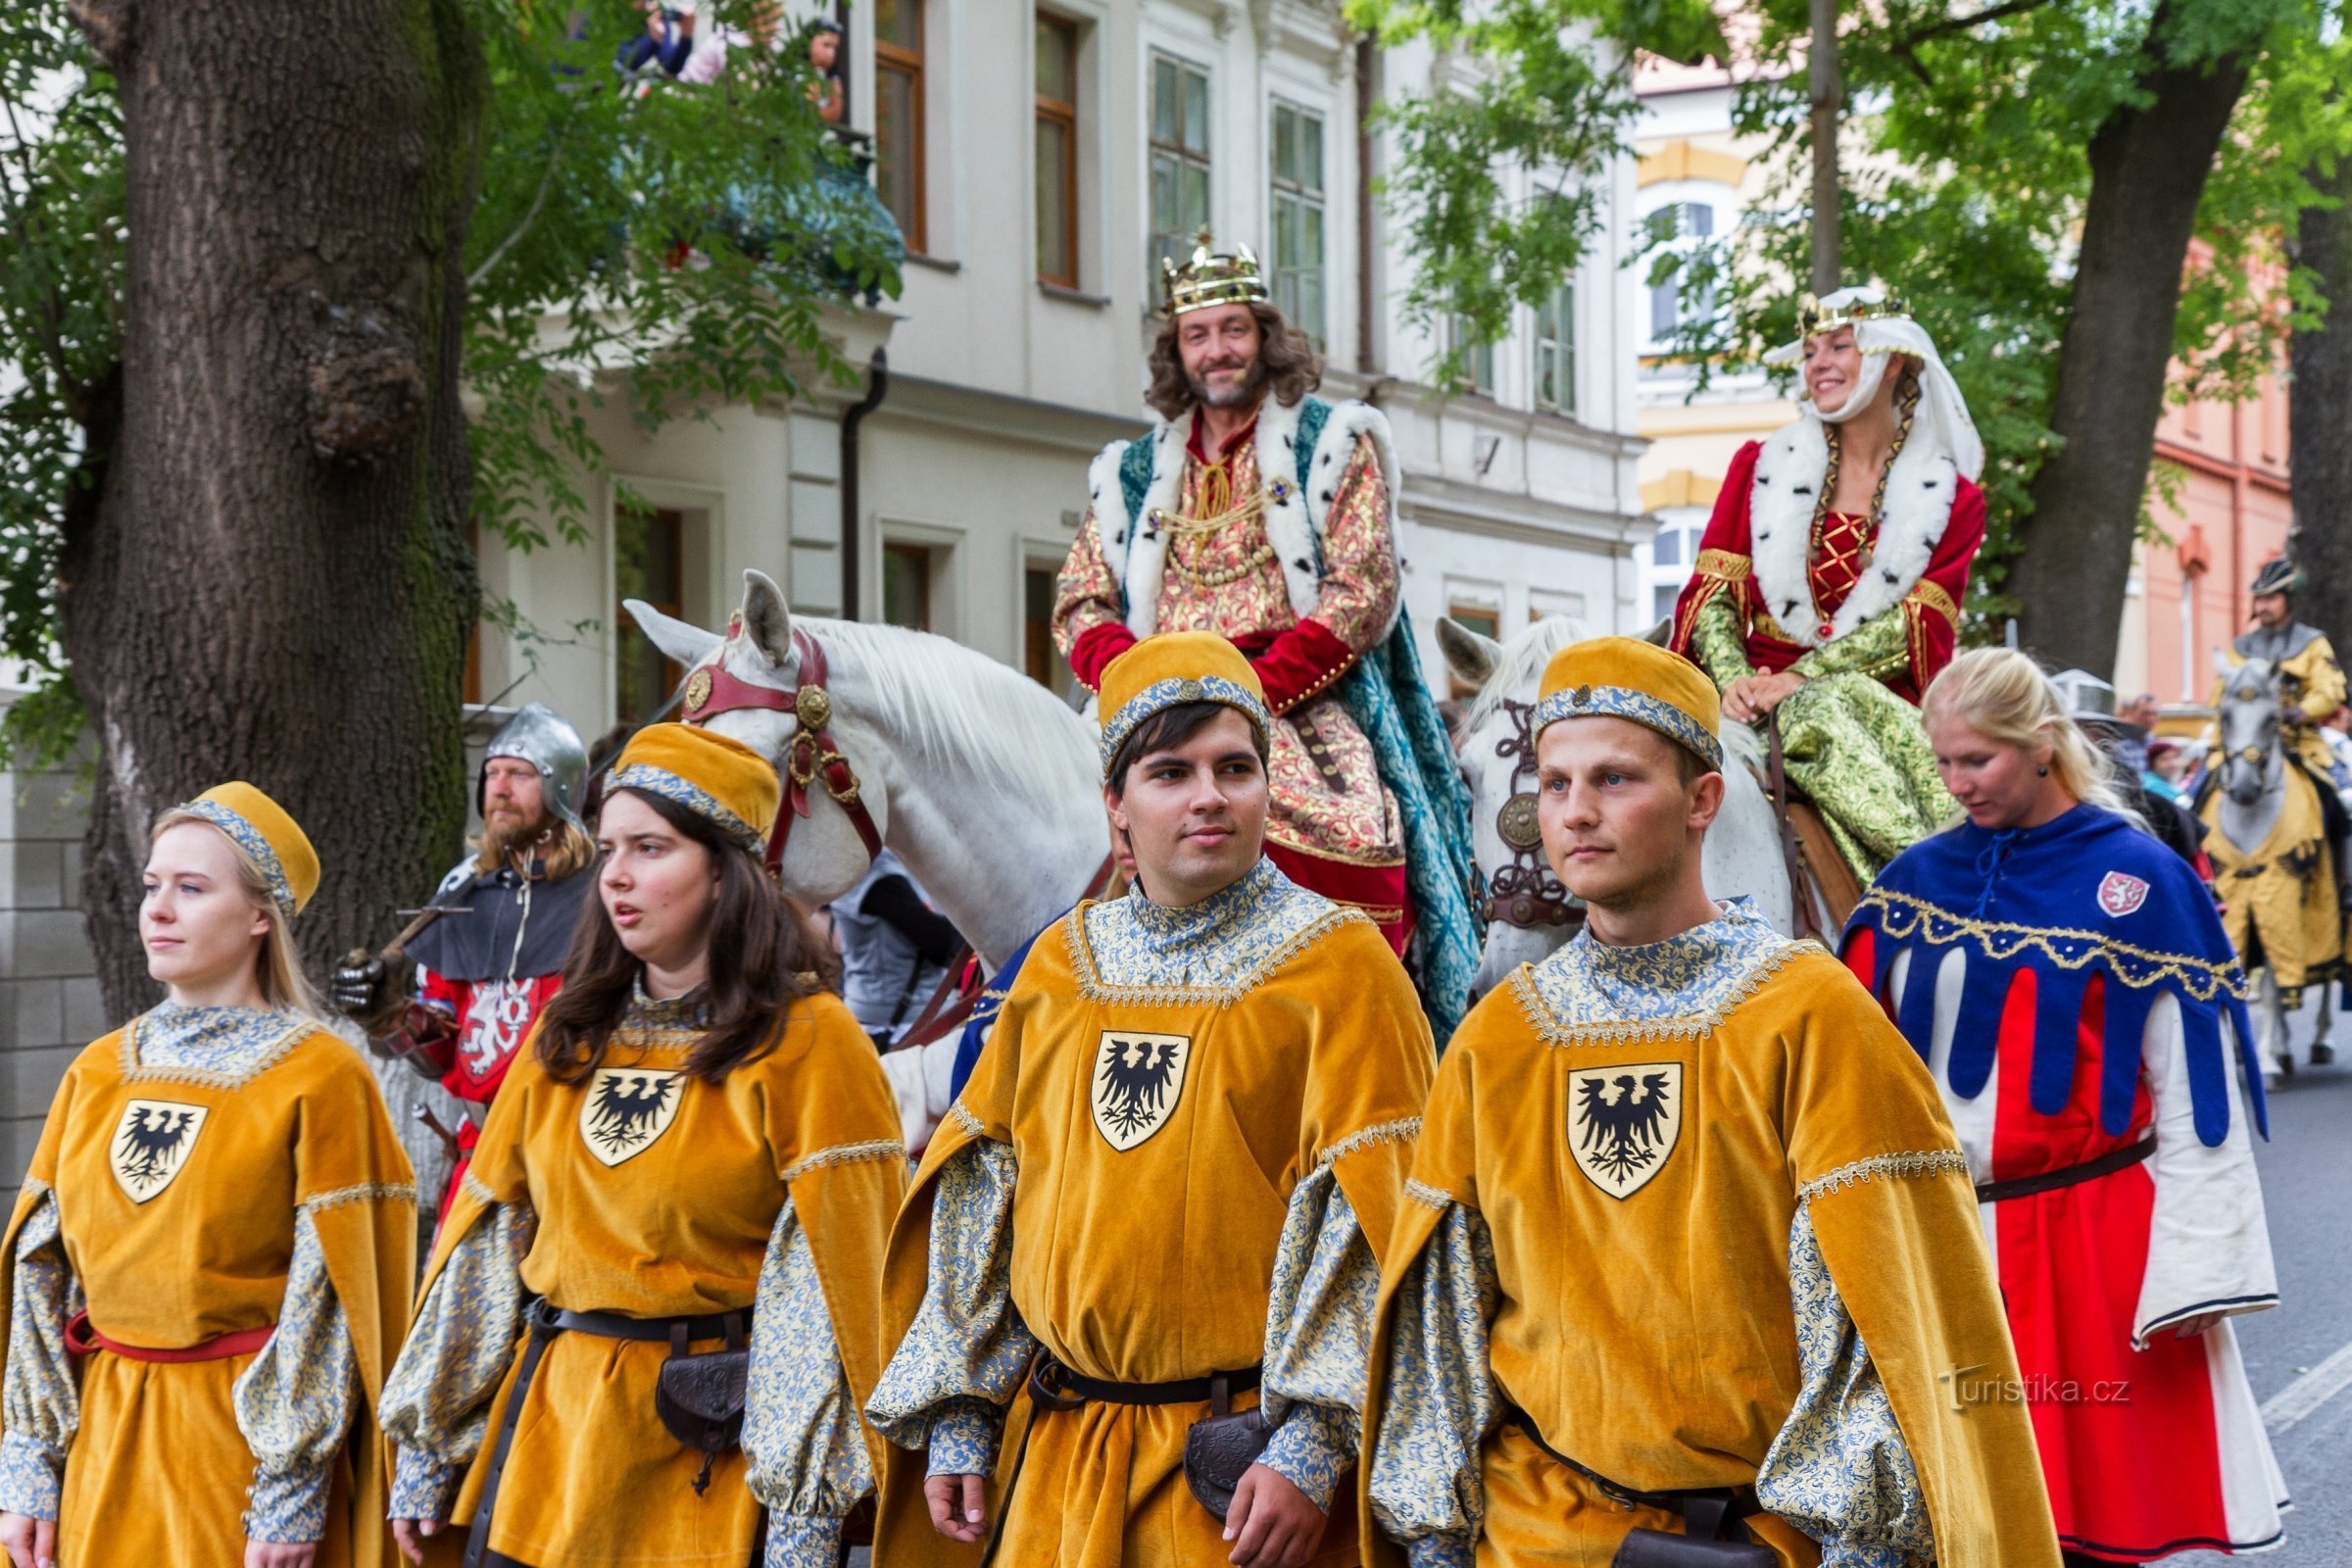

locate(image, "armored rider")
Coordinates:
333 702 598 1214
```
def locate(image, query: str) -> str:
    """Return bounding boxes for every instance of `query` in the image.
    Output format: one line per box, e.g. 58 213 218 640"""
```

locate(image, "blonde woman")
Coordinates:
0 784 417 1568
1842 650 2285 1564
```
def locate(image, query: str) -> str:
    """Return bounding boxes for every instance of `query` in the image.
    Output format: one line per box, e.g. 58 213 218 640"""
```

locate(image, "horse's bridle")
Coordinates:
680 618 885 873
1483 698 1582 932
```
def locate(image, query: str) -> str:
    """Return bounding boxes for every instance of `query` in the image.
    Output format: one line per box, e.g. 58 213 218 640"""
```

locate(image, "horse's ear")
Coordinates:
1639 615 1673 648
741 569 793 667
623 599 722 668
1436 616 1502 691
2210 647 2233 680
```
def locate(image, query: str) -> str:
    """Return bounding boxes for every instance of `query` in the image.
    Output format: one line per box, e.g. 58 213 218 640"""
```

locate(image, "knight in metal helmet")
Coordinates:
329 700 599 1217
2228 555 2344 785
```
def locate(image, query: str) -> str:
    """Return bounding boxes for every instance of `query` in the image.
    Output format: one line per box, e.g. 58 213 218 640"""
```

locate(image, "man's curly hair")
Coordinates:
1146 301 1323 421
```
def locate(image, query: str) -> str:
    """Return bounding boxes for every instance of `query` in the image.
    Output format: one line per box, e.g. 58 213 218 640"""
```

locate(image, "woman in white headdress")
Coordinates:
1668 286 1987 880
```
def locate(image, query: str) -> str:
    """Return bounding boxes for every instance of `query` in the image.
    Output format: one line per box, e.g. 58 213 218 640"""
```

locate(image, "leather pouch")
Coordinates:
1182 1373 1272 1523
1611 1523 1775 1568
655 1314 749 1493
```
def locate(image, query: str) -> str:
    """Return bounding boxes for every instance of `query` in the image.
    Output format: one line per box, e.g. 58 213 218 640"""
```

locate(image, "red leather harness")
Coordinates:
680 621 886 872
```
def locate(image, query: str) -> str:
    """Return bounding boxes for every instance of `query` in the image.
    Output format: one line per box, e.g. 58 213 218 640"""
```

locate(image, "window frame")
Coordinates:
1535 278 1577 417
1269 99 1327 344
1034 13 1081 289
882 540 934 632
874 0 927 253
613 505 688 726
1149 51 1214 292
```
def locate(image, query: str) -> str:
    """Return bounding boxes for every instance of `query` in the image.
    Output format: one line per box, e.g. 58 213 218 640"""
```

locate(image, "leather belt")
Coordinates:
1974 1137 2153 1204
64 1310 272 1363
1029 1355 1262 1410
1504 1406 1758 1530
463 1298 755 1568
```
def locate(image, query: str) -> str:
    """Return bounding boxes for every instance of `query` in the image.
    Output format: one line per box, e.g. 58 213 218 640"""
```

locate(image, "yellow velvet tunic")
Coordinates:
0 1013 417 1568
1362 907 2059 1568
389 989 905 1568
869 861 1436 1568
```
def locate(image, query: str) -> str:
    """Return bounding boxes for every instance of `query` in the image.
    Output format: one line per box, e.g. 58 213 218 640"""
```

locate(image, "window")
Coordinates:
1150 54 1212 289
1535 280 1576 416
1035 16 1080 287
1450 316 1494 396
874 0 926 251
614 507 685 724
1643 201 1715 349
1270 102 1326 343
882 542 932 631
1643 516 1701 630
1024 564 1069 697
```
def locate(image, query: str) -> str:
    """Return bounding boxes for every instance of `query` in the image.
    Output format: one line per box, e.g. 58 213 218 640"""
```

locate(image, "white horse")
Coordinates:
629 570 1110 1137
2207 652 2335 1083
1438 616 1799 996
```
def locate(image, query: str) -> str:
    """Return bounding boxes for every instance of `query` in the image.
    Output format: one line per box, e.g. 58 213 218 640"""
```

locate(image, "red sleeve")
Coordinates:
1666 441 1763 657
1902 475 1984 694
1069 620 1139 692
1251 618 1359 714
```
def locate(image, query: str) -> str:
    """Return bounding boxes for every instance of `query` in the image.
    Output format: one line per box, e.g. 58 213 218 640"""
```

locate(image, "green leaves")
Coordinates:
0 0 903 765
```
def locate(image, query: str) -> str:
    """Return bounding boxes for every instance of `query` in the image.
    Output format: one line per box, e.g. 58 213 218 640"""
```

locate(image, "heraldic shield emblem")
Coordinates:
1566 1062 1683 1200
110 1099 210 1202
2097 870 2150 918
1091 1031 1191 1152
580 1067 685 1166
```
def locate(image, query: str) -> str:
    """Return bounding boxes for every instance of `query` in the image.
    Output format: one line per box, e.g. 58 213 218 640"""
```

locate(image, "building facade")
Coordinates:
474 0 1656 734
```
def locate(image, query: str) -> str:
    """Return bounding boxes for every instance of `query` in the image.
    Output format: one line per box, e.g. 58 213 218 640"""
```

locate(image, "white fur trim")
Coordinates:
1746 416 1960 648
1094 399 1400 641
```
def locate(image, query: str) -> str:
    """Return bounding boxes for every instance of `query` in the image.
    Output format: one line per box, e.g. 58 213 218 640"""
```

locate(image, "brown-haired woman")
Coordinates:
381 723 906 1568
0 783 417 1568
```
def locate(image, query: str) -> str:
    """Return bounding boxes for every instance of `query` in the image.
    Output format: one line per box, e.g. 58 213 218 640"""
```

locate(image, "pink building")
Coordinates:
2119 282 2293 709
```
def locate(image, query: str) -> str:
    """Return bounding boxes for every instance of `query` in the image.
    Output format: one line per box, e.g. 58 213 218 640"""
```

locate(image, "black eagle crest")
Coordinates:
116 1107 198 1191
1096 1036 1184 1141
587 1072 678 1155
1575 1071 1673 1187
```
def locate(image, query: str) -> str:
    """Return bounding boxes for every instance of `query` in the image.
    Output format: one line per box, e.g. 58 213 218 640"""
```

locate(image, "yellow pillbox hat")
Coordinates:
1533 636 1724 771
174 783 321 918
1097 630 1274 779
611 722 782 849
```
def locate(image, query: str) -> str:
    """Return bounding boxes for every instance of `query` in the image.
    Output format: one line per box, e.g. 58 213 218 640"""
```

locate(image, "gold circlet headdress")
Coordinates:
1794 290 1916 340
1161 230 1270 318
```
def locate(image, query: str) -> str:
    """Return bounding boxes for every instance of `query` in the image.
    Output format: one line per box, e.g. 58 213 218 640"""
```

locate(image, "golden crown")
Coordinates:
1161 232 1270 318
1795 290 1915 340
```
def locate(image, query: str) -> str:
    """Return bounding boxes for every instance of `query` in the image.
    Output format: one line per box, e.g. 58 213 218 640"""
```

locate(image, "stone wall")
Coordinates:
0 732 104 1210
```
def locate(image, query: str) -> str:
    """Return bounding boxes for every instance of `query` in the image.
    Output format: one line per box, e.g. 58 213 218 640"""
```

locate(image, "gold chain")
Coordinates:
1813 368 1922 555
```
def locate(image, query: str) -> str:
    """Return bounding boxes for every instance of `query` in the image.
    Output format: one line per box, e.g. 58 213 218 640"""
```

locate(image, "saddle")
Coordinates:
1760 722 1861 943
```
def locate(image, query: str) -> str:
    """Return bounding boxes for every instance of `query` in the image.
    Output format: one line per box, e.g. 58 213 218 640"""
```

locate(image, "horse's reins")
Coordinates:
679 617 1112 1052
681 618 885 873
1483 698 1581 933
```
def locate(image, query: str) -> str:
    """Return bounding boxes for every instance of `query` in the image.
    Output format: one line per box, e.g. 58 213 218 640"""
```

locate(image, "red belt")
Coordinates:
64 1310 273 1363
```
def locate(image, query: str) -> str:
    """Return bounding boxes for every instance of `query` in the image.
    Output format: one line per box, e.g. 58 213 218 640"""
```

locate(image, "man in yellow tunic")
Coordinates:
1359 638 2059 1568
867 631 1436 1568
2223 557 2346 782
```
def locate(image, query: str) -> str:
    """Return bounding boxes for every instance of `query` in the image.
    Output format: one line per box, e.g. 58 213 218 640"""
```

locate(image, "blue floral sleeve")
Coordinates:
230 1206 360 1543
1257 1166 1379 1512
1366 1192 1498 1568
0 1189 76 1521
743 1199 873 1568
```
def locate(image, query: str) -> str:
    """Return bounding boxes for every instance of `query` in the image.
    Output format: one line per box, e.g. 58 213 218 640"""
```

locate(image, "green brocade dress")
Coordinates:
1690 594 1957 880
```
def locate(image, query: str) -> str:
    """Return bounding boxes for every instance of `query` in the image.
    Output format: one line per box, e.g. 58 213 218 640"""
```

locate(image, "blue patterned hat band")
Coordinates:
173 800 299 919
1532 682 1725 771
610 761 765 848
1099 675 1274 778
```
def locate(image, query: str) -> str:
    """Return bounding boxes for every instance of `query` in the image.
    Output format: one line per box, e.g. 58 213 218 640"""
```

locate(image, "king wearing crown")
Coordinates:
1053 235 1479 1038
1665 286 1988 882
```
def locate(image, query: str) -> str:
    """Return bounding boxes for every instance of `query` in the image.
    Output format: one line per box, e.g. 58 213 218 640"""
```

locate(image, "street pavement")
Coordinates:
2177 991 2352 1564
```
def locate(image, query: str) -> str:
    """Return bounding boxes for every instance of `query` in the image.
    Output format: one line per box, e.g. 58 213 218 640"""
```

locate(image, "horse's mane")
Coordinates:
809 617 1097 803
1464 614 1760 769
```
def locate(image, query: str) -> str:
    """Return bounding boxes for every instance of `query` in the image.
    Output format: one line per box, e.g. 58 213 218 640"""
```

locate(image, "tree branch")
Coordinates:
1887 0 2060 51
466 130 565 292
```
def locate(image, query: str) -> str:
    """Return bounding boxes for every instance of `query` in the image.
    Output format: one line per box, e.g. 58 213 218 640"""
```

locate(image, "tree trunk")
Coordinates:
1809 0 1841 295
58 0 486 1019
2007 1 2253 676
2290 146 2352 660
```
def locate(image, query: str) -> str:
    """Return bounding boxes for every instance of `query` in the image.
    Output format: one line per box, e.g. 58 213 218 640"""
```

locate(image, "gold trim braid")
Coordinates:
1692 549 1751 583
780 1138 908 1184
1505 940 1819 1049
1855 887 2246 1001
1316 1116 1423 1170
303 1181 420 1215
1795 1149 1971 1204
1063 906 1374 1009
1905 578 1959 625
1404 1178 1456 1212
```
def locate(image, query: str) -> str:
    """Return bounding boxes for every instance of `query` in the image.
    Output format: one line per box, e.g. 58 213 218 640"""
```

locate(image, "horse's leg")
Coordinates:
2317 980 2337 1066
2260 969 2290 1085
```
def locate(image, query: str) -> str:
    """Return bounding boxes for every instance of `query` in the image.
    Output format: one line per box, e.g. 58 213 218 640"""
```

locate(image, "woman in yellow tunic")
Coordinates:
0 783 418 1568
866 631 1436 1568
381 724 905 1568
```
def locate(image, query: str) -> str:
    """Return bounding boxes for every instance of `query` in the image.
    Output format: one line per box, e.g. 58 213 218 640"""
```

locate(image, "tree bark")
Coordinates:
2007 0 2254 676
58 0 486 1018
1809 0 1841 294
2290 144 2352 660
